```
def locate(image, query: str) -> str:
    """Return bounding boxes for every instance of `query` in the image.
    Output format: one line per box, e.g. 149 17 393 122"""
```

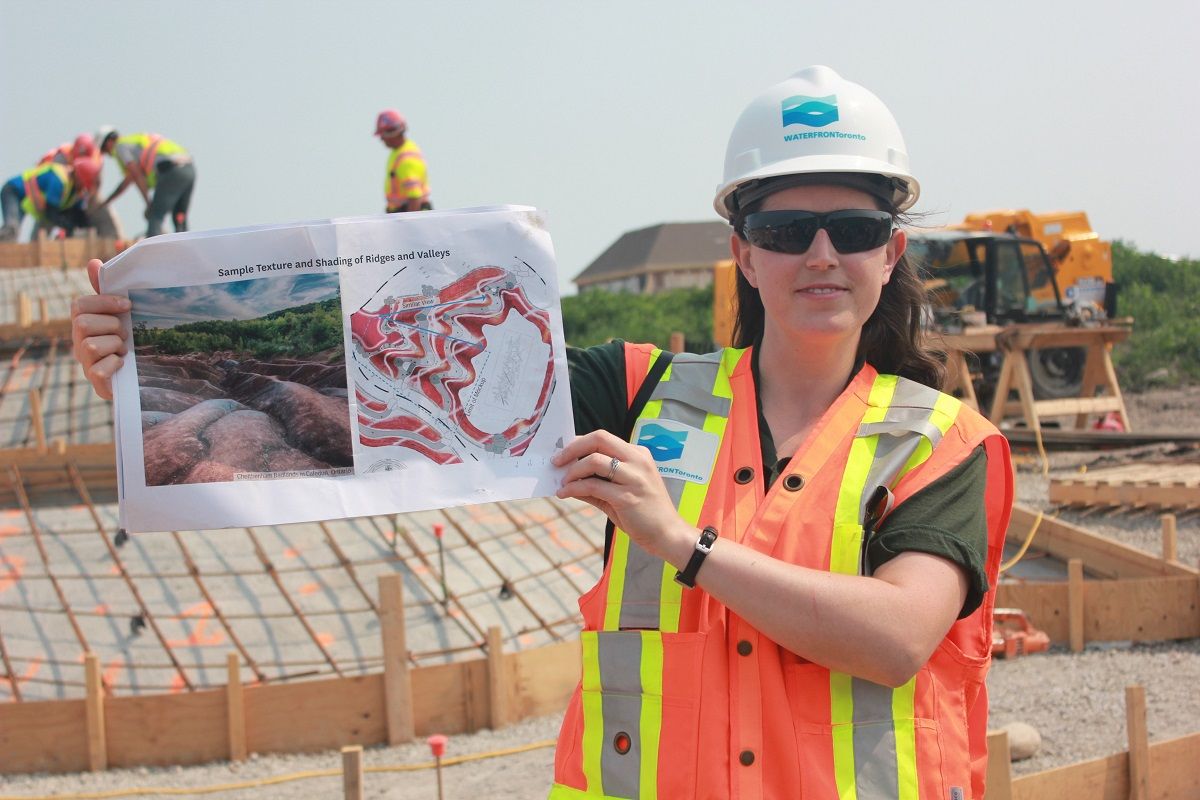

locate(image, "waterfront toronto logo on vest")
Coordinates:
781 94 839 128
633 420 720 484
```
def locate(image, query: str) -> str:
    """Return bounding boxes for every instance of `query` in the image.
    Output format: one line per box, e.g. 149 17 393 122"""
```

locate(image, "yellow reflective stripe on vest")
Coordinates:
829 373 961 800
578 630 664 799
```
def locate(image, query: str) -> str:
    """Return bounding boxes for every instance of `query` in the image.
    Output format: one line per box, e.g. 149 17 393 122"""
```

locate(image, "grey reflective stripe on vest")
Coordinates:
847 375 953 799
852 680 903 798
597 632 644 798
618 351 726 630
854 377 947 524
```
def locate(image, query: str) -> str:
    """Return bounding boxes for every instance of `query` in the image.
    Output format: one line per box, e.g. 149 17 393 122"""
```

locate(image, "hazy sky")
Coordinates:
5 2 1197 293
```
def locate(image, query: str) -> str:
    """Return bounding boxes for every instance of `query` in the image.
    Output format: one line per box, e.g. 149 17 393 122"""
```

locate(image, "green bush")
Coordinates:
1111 242 1200 389
562 285 714 351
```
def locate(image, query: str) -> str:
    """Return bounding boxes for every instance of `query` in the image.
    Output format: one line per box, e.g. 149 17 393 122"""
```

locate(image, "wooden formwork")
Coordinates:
998 505 1200 649
986 687 1200 800
0 231 118 270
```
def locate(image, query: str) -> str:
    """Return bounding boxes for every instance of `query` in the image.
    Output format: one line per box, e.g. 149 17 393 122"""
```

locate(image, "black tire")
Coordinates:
1028 346 1086 399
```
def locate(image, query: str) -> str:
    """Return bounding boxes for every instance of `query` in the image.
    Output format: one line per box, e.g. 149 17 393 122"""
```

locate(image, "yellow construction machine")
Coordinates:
713 209 1118 405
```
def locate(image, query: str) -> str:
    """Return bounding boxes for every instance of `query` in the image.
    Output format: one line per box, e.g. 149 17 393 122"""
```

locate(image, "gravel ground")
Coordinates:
3 388 1198 799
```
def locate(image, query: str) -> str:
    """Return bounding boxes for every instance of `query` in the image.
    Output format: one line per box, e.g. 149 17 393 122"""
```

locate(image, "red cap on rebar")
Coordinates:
434 523 444 538
427 733 448 757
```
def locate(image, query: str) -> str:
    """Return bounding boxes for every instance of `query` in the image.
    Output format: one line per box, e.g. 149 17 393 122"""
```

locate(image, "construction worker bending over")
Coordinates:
71 67 1013 800
375 109 431 213
101 131 195 236
1 157 100 241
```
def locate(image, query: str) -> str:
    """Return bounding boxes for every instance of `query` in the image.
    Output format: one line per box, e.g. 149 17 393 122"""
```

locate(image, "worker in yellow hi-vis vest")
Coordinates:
100 131 195 237
375 109 431 213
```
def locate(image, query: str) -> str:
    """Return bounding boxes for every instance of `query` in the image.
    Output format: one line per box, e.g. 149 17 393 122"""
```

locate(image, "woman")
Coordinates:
72 66 1011 800
548 67 1011 799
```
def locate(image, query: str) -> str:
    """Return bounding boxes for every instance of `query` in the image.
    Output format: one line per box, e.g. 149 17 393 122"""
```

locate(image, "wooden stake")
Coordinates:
226 652 247 761
17 292 31 327
487 626 509 730
38 297 48 323
669 331 685 354
1161 514 1178 563
1068 558 1085 652
29 388 46 452
378 574 414 744
84 652 107 771
984 729 1013 800
341 745 364 800
1126 685 1149 800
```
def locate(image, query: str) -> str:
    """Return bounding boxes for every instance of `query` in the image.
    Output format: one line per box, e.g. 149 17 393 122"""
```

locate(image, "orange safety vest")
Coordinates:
551 344 1013 800
385 139 430 210
20 163 72 219
38 143 73 166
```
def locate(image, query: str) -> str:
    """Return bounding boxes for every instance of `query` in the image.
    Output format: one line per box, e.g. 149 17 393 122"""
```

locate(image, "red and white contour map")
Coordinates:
349 266 556 467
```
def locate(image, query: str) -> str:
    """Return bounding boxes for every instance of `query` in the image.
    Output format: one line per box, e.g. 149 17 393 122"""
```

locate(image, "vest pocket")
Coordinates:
566 630 706 799
784 662 947 799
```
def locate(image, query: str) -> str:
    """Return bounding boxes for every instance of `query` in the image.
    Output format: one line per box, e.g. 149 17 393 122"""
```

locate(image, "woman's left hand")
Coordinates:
553 430 692 564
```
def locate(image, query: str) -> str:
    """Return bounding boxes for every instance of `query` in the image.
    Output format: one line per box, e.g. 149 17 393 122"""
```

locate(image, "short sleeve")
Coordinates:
865 447 990 618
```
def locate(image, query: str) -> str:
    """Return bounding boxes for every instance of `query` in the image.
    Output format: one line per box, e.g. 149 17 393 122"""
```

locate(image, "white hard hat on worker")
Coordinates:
714 65 919 220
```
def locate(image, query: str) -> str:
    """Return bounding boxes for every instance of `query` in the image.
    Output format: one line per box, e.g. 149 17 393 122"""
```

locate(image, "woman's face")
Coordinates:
731 183 906 346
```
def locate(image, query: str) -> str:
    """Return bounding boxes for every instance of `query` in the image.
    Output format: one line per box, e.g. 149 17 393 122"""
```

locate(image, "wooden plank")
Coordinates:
1008 505 1197 578
0 442 117 469
0 699 89 774
227 652 247 761
1086 577 1200 641
1068 559 1085 652
1032 396 1123 418
1050 479 1200 511
245 675 386 755
85 652 107 771
1148 732 1200 799
106 689 228 768
1011 750 1128 800
995 583 1070 641
378 574 414 744
984 730 1013 800
510 640 582 720
1126 686 1149 800
412 658 490 735
487 626 509 730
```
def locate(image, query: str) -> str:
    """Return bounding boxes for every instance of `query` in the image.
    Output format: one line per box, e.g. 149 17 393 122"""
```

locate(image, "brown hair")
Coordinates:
730 180 946 390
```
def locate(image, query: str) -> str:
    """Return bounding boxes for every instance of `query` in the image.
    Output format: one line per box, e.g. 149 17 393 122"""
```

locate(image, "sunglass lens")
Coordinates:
826 215 892 253
745 216 819 254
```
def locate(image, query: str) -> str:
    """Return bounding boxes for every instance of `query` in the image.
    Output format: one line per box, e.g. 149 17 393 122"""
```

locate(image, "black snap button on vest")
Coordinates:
739 749 755 766
613 731 632 754
782 473 805 492
737 640 753 656
734 466 754 485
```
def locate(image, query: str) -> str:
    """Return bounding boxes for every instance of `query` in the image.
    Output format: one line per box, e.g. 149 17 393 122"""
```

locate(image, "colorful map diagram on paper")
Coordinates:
347 264 557 469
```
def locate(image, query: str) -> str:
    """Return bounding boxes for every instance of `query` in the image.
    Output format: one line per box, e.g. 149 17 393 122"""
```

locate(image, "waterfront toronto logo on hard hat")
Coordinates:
633 419 720 484
781 94 839 128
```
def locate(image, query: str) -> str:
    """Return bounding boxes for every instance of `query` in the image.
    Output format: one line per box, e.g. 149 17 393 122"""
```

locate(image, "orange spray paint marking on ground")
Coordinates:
518 634 534 647
282 548 301 559
169 672 188 694
315 632 335 647
565 564 585 576
0 555 25 594
298 582 320 595
0 525 22 539
2 658 42 702
166 602 225 647
108 564 121 576
412 563 430 575
93 603 110 615
513 536 529 547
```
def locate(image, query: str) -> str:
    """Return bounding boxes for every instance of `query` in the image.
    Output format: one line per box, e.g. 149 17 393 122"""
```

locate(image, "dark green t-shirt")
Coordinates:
567 340 990 618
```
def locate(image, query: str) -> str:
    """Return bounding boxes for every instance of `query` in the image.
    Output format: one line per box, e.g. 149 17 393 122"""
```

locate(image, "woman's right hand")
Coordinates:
71 258 131 401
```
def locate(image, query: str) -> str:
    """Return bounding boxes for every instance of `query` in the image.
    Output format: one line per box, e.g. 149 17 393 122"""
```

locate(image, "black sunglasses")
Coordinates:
740 209 894 254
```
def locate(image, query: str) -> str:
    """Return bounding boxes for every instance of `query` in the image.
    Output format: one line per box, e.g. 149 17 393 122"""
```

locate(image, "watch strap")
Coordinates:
674 526 718 588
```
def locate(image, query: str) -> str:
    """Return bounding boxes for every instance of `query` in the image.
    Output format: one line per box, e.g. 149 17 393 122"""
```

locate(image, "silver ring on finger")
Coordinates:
605 456 620 482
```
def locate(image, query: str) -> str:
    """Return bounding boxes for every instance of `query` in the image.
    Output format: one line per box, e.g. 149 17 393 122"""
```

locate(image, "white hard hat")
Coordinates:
714 65 919 219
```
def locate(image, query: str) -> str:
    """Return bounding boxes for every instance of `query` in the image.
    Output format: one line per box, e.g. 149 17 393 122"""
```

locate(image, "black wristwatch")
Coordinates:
674 526 718 588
